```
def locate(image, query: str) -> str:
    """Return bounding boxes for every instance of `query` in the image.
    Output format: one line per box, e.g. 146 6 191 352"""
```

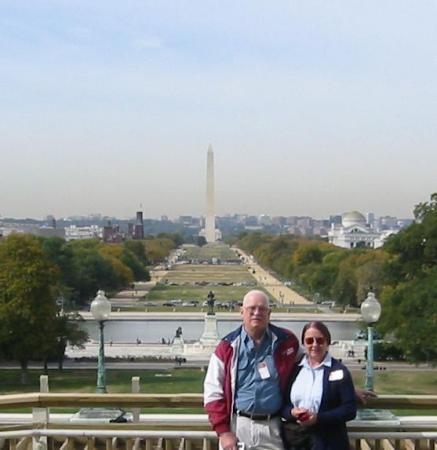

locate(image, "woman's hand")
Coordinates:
301 411 317 426
291 407 307 419
292 408 317 426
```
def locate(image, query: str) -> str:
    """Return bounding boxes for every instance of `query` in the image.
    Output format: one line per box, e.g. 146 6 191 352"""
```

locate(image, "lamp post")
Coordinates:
90 290 111 394
360 291 381 392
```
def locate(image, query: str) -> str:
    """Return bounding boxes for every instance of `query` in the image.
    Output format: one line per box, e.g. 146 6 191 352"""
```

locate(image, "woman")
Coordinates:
281 321 357 450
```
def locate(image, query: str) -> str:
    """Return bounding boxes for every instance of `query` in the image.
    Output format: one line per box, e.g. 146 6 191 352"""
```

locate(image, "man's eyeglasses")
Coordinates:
243 306 270 314
304 337 326 345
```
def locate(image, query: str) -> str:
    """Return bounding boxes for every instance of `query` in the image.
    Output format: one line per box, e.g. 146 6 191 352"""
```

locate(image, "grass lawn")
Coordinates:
164 265 255 283
6 368 436 396
146 263 267 303
1 368 437 415
182 244 240 261
351 370 437 395
146 284 260 302
0 368 206 414
0 369 203 395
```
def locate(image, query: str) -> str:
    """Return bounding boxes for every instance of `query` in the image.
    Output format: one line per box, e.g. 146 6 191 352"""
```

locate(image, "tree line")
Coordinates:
236 193 437 363
0 233 180 382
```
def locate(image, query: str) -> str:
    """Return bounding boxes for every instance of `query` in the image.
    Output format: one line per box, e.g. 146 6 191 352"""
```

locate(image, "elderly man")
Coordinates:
204 290 300 450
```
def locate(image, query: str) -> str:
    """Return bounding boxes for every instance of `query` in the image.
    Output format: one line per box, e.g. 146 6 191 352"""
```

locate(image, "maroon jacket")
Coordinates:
204 324 300 434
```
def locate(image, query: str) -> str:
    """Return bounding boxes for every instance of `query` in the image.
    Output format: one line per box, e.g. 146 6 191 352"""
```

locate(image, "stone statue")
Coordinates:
175 326 183 338
207 291 215 316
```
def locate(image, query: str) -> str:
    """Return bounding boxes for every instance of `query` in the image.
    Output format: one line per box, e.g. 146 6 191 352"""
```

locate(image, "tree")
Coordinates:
379 268 437 363
123 240 148 265
144 237 176 263
0 234 58 383
380 193 437 362
42 312 88 370
305 250 347 299
121 246 150 280
98 244 134 286
196 236 207 247
156 233 184 247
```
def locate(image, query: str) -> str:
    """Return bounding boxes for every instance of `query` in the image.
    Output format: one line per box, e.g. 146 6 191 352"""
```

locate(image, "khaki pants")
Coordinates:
231 415 285 450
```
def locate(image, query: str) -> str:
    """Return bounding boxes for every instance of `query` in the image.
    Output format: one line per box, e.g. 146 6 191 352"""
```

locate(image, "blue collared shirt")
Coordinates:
234 327 281 414
290 352 332 413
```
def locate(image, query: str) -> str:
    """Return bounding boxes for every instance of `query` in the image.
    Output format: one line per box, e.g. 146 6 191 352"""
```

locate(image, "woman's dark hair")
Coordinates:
301 321 331 345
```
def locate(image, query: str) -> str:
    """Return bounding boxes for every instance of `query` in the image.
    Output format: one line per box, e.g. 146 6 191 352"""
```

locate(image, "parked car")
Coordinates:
182 301 197 307
355 330 366 340
170 299 183 305
321 301 335 308
355 330 382 340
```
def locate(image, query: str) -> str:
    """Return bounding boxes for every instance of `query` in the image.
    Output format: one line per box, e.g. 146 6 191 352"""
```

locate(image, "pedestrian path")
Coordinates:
234 247 311 305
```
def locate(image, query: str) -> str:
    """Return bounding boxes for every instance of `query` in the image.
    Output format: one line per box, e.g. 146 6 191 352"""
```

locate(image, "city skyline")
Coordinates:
1 2 436 219
0 209 413 223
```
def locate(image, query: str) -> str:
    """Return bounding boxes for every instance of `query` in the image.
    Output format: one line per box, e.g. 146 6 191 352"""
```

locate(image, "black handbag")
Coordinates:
282 421 315 450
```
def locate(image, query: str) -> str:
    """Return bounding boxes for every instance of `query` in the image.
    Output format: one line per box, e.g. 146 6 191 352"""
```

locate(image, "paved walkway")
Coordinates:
234 247 311 305
67 338 361 362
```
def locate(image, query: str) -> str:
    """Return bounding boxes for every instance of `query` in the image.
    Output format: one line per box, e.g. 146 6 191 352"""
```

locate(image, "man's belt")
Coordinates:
235 409 279 421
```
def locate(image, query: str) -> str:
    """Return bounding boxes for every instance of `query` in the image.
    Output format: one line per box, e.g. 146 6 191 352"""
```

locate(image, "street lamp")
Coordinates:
360 291 381 391
90 290 111 394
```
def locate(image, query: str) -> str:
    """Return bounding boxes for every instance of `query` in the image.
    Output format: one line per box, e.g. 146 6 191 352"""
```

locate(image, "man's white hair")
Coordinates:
242 290 270 307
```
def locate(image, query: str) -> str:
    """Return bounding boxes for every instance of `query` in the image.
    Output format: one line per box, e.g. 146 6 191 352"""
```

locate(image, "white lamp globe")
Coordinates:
360 291 381 324
90 290 111 322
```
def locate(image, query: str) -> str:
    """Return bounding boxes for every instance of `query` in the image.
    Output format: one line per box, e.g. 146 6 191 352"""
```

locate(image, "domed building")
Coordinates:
341 211 366 228
328 211 386 249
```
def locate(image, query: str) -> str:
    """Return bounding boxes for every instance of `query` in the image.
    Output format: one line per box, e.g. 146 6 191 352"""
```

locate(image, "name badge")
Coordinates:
258 361 271 379
329 369 344 381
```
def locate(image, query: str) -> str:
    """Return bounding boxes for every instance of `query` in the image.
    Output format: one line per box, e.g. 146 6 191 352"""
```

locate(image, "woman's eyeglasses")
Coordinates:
304 337 326 345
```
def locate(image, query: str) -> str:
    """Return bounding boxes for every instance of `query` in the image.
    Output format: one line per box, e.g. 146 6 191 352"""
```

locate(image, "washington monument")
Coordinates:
204 145 220 242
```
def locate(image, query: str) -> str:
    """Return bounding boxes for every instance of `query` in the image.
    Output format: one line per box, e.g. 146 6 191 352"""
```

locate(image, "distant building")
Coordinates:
258 215 272 226
46 215 57 228
245 216 259 226
328 211 399 249
286 216 298 226
133 211 144 240
366 212 376 228
329 215 342 225
34 226 65 239
379 215 398 230
65 225 102 241
103 222 124 243
127 211 144 240
272 216 287 227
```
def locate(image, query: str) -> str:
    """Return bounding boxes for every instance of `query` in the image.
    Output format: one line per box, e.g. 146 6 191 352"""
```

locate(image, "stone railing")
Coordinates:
0 376 436 450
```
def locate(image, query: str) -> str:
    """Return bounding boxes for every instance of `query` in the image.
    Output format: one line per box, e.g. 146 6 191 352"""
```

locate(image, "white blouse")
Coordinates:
290 352 332 413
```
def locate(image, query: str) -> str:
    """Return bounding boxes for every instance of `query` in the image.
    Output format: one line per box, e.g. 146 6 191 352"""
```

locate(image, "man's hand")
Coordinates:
219 431 238 450
355 388 377 405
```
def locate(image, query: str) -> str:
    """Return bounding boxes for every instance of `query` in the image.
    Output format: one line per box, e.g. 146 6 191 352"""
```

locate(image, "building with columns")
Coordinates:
328 211 398 249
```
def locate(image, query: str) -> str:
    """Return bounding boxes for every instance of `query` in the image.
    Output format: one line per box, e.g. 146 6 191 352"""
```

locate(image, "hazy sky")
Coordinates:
1 1 436 220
